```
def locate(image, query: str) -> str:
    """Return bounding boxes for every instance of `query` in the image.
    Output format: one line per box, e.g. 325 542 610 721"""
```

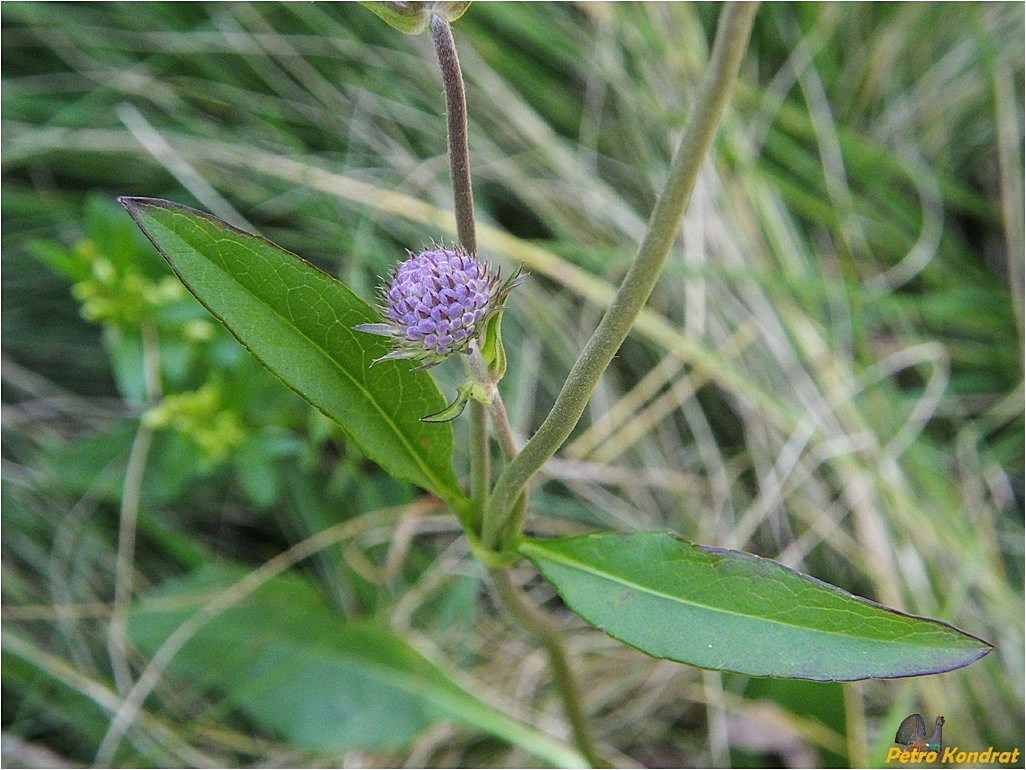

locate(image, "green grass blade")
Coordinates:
120 196 468 517
519 532 992 681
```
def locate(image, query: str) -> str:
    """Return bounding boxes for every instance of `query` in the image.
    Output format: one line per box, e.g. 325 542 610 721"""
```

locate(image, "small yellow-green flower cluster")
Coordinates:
144 384 246 465
69 238 185 328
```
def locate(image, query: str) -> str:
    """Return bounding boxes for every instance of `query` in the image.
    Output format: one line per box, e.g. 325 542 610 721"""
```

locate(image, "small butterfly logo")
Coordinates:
894 713 945 753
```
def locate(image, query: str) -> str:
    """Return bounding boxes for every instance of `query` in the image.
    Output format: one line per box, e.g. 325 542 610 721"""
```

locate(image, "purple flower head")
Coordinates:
355 244 526 369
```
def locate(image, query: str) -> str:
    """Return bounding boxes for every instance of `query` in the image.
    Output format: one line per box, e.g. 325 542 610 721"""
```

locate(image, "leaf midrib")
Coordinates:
521 543 964 649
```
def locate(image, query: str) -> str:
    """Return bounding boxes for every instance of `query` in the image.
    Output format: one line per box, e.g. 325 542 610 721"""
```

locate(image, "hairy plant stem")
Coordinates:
487 385 519 460
431 14 476 254
433 12 522 544
490 568 606 768
434 19 595 763
482 1 759 550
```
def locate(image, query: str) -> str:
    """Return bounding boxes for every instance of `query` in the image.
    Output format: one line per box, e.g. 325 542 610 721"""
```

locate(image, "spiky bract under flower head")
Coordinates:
355 245 525 369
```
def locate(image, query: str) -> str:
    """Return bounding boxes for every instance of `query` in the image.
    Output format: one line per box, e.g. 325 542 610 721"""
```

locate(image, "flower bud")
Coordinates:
356 244 525 370
359 2 470 35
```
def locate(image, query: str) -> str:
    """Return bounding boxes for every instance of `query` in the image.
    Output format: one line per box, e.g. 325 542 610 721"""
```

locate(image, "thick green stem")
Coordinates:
490 568 606 767
482 2 759 549
431 14 477 254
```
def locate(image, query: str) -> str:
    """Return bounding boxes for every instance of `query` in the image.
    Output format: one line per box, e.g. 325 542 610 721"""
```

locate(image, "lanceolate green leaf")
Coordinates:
129 566 585 766
519 532 992 681
120 197 468 518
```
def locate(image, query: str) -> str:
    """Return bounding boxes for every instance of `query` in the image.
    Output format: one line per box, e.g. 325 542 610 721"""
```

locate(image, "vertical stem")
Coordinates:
431 14 477 254
108 319 162 695
464 346 493 534
469 399 489 534
487 385 519 460
465 347 525 550
490 568 606 767
434 11 486 534
108 421 154 694
466 347 525 547
432 21 598 764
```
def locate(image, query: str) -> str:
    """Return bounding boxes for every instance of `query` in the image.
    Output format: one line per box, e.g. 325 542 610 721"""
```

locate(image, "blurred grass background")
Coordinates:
2 2 1023 767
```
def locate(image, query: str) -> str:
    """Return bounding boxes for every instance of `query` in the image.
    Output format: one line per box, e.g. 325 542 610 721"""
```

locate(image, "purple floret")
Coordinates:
354 244 526 369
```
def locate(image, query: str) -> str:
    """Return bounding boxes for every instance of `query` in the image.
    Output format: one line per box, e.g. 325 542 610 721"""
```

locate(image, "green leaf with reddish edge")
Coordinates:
120 197 469 520
519 531 992 681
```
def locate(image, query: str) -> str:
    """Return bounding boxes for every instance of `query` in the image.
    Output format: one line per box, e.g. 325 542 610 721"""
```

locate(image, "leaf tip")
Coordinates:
117 195 172 214
118 196 174 226
117 195 139 216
